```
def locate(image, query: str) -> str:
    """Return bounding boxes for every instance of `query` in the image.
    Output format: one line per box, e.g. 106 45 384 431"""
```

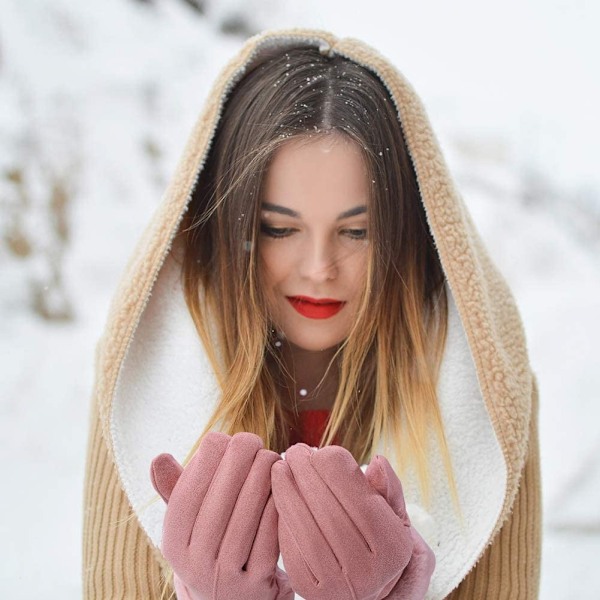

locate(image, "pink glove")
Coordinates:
150 431 294 600
271 443 416 600
365 455 436 599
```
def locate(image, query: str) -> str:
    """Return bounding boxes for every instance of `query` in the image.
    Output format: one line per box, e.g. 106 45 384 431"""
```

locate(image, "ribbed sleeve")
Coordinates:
445 373 542 599
82 400 174 599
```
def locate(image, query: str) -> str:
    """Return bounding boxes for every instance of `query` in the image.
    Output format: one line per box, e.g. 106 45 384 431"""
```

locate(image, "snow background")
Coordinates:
1 0 598 597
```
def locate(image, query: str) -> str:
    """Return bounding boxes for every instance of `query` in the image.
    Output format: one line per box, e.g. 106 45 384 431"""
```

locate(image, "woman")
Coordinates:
82 28 542 599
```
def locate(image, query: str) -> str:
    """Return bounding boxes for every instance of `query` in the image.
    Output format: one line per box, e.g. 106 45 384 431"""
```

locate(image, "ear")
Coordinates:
364 455 411 527
150 453 184 504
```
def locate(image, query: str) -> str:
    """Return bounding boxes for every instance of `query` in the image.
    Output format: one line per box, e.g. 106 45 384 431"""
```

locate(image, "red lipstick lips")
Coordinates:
286 296 346 319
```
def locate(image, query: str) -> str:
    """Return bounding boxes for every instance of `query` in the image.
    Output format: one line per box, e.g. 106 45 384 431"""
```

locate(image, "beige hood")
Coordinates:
93 28 535 600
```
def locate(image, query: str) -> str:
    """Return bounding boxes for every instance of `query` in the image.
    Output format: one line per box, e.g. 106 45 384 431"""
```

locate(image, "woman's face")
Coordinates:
258 132 370 352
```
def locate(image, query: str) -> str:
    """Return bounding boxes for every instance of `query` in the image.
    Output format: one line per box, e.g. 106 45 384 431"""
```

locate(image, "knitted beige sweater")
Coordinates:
82 29 542 599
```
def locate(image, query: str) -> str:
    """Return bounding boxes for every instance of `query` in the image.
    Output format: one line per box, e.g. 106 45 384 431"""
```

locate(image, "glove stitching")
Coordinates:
286 458 348 579
187 441 230 548
213 458 268 564
279 514 321 588
375 458 411 529
309 451 375 555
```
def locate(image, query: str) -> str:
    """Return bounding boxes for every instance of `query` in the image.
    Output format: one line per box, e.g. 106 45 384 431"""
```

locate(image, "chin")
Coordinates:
285 331 346 353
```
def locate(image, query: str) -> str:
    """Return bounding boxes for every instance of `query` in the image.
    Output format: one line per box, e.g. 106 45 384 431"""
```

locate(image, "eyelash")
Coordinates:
260 224 367 240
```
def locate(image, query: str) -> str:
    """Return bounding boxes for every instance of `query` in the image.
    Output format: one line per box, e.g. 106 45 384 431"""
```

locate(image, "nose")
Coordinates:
298 236 338 282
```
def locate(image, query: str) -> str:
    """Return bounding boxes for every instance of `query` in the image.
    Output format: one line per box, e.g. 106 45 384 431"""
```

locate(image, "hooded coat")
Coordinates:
82 28 542 600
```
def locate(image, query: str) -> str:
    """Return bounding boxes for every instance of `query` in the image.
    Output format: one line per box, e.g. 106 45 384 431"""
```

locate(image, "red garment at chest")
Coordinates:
288 409 340 448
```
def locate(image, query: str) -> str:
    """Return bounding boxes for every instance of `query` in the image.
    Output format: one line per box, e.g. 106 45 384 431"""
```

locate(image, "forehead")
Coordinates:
262 133 370 216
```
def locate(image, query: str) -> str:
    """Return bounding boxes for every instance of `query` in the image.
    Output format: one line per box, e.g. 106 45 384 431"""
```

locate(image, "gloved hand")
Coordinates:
271 443 417 600
364 455 436 599
150 431 294 600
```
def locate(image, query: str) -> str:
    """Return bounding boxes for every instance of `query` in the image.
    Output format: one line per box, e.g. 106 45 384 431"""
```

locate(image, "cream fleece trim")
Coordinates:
111 250 506 600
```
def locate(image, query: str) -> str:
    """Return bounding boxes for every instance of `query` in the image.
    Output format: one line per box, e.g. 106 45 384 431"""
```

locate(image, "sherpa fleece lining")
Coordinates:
112 247 505 600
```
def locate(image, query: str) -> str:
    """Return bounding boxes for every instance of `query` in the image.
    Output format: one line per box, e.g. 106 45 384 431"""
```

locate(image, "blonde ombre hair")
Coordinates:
151 43 462 600
175 45 459 511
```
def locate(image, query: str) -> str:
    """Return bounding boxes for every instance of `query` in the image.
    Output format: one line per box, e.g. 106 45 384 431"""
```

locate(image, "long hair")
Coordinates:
178 45 458 512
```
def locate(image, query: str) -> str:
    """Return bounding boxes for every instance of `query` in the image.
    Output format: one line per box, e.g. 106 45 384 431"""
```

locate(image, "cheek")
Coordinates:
258 247 290 326
347 247 369 288
259 244 292 286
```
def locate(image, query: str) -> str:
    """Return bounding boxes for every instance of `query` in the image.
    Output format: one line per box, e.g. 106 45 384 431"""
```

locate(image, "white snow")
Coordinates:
1 0 598 597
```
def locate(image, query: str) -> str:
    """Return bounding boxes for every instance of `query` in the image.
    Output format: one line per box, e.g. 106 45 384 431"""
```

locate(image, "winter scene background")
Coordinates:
1 0 598 597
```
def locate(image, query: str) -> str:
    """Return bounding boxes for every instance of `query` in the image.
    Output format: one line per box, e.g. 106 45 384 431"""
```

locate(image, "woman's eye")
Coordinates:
260 224 367 241
260 224 294 238
343 228 367 240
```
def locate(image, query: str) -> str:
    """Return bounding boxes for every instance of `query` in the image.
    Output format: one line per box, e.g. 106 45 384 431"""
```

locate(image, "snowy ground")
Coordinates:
1 0 598 597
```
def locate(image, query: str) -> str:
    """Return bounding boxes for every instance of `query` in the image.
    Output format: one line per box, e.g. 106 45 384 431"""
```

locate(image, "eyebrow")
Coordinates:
261 202 367 220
